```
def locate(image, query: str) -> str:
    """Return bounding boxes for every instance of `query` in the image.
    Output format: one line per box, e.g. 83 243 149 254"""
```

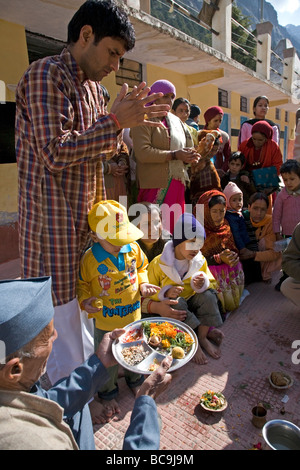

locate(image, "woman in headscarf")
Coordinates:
241 192 282 284
238 95 280 146
238 120 283 176
239 120 283 213
194 189 245 313
130 80 200 233
203 106 231 174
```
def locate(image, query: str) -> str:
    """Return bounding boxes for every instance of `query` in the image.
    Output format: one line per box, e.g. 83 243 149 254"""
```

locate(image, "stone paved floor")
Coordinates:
1 259 299 451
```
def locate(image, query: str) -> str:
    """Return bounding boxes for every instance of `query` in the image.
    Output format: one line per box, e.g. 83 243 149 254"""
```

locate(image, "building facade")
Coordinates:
0 0 299 262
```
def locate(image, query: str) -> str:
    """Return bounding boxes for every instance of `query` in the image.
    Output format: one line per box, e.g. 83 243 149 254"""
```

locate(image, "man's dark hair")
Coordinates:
67 0 135 51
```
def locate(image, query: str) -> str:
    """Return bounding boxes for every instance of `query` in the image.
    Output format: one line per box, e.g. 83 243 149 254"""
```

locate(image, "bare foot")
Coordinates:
207 328 224 346
192 345 208 365
89 397 120 425
199 337 221 360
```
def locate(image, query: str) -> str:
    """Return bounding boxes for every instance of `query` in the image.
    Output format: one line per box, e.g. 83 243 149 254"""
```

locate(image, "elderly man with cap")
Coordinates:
0 277 172 450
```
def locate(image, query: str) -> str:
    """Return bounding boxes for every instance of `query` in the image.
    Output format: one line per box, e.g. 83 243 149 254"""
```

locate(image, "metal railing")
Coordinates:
147 0 298 91
270 50 288 86
150 0 213 47
231 17 259 71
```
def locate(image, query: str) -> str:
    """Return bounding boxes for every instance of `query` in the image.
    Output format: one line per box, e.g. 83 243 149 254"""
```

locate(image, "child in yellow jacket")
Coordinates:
147 213 223 365
77 200 159 421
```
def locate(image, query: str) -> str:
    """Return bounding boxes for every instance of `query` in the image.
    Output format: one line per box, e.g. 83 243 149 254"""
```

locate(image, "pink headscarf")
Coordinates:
147 80 176 105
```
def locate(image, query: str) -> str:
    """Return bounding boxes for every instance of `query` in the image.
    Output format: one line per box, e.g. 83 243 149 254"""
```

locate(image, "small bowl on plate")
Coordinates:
269 371 293 390
200 391 227 412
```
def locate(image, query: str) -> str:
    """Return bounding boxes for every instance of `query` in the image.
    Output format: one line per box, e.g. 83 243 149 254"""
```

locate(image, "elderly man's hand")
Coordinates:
135 355 173 400
95 328 125 369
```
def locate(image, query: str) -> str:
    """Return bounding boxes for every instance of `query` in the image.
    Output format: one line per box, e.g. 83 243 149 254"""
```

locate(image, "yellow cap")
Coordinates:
88 200 144 246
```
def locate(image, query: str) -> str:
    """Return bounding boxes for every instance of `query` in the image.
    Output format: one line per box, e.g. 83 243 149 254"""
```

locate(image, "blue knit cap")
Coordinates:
0 277 54 359
172 213 205 249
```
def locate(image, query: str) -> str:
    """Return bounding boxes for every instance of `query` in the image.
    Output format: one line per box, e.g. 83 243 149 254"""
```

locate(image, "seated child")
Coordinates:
223 182 252 259
77 200 160 422
147 212 223 365
221 151 256 208
272 159 300 290
134 201 170 263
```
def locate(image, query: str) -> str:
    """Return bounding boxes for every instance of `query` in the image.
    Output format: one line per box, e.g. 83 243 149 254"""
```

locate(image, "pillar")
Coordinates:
283 47 296 94
211 0 232 58
256 21 273 80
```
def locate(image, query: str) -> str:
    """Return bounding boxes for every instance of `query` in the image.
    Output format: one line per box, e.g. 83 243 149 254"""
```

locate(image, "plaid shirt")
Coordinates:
15 48 118 306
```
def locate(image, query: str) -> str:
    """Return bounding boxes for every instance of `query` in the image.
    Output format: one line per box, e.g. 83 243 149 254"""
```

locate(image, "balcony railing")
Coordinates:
123 0 298 96
150 0 212 47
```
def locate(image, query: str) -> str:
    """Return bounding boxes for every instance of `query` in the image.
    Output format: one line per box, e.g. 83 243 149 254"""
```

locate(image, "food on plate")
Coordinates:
270 371 290 387
142 320 194 356
172 346 185 359
149 335 161 347
121 327 143 343
200 391 226 410
148 358 161 371
121 344 150 366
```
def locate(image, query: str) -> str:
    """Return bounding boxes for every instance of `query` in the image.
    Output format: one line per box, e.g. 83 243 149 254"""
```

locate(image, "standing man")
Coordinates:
15 0 169 385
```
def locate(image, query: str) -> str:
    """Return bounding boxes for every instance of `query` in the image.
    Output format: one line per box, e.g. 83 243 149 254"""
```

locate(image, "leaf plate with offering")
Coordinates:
200 390 227 412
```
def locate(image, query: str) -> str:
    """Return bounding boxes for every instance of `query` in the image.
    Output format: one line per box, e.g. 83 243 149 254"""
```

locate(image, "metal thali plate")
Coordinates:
112 317 198 374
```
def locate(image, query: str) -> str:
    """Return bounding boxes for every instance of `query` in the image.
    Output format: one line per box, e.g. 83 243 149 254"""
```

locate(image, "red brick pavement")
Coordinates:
93 273 300 451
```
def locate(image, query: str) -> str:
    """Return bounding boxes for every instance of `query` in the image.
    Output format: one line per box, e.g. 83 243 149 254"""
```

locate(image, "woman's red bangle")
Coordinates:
109 113 122 130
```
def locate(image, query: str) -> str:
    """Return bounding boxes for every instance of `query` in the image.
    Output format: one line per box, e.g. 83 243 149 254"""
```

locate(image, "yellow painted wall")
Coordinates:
0 20 29 215
0 164 18 213
0 20 29 102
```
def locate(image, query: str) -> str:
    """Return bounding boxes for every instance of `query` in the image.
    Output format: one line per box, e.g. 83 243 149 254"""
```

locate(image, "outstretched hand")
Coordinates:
140 283 161 297
110 82 170 129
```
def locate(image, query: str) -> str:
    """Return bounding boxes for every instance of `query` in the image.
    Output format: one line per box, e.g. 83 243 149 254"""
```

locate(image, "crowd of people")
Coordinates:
1 0 300 451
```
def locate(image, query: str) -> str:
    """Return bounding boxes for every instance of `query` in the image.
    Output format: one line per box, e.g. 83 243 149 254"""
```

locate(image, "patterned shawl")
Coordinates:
195 189 238 258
